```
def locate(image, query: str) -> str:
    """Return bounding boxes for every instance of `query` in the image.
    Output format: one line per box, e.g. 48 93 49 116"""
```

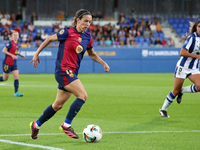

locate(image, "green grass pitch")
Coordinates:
0 73 200 150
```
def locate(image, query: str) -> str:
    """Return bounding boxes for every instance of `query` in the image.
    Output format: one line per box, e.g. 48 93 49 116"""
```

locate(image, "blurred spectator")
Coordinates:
56 11 64 20
13 24 21 32
27 31 33 42
156 21 162 32
129 27 136 37
130 38 137 47
21 41 28 48
6 18 12 27
113 37 120 48
146 18 152 29
149 36 154 46
10 13 16 23
143 27 151 38
15 11 23 22
28 22 35 32
34 33 42 43
2 26 11 36
161 37 169 47
150 22 157 33
118 12 126 23
89 23 96 31
100 37 106 46
27 41 34 48
31 12 38 23
105 37 112 46
21 31 28 42
96 11 103 20
0 33 4 41
119 38 125 46
22 22 29 31
59 21 65 29
131 7 137 18
37 26 44 35
35 40 41 47
53 22 60 32
0 16 8 27
168 37 175 47
92 31 97 42
154 36 162 46
41 32 49 41
91 12 96 20
0 12 3 19
64 12 70 20
96 31 102 42
4 11 10 19
3 32 9 41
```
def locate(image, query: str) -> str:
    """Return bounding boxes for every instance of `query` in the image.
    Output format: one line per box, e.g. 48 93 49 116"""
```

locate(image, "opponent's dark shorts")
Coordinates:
2 63 18 73
55 70 78 92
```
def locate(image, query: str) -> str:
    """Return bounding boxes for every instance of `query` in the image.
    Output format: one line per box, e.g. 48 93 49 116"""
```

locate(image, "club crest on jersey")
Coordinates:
59 29 64 35
6 43 9 46
78 37 82 42
66 70 74 77
76 45 83 53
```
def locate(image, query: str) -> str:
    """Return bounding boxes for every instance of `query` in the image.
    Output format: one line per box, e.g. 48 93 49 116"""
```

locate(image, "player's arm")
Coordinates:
30 34 58 68
2 47 17 59
16 52 25 59
180 48 200 60
87 48 110 72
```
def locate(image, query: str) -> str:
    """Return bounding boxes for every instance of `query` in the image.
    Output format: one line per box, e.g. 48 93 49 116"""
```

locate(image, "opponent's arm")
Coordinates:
180 48 200 60
87 48 110 72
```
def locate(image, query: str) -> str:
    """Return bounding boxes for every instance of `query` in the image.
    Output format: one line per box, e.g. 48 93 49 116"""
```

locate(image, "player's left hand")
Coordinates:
104 63 110 72
30 55 40 68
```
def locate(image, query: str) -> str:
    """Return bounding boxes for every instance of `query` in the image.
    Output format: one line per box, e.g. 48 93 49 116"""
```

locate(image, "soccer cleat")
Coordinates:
59 123 79 139
14 92 24 97
159 109 169 118
30 121 39 139
176 92 183 104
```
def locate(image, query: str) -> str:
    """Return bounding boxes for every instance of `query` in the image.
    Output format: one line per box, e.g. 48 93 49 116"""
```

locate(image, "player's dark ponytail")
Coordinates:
72 9 91 26
181 19 200 41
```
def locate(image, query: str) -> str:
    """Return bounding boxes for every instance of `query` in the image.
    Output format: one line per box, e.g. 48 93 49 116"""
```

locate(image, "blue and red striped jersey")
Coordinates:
4 40 18 65
56 27 93 75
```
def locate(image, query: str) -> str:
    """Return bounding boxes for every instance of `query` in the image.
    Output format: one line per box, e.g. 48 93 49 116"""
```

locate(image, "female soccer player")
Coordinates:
30 9 110 140
159 19 200 117
0 30 25 97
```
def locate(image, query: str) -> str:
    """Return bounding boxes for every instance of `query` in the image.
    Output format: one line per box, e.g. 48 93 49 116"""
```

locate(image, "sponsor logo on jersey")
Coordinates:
76 45 83 53
78 37 82 42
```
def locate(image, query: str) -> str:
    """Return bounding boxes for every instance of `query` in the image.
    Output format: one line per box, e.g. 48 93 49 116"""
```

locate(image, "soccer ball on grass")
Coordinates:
83 124 102 143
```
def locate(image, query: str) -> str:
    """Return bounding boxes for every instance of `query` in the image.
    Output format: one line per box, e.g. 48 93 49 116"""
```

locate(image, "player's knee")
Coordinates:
78 93 88 101
52 103 63 111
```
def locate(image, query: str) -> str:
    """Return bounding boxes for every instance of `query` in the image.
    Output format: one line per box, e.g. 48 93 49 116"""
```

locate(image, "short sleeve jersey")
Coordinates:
4 40 18 65
177 31 200 69
56 27 93 75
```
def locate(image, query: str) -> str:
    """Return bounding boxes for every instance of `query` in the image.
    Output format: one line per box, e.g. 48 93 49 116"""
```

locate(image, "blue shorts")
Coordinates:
2 63 18 73
55 70 78 92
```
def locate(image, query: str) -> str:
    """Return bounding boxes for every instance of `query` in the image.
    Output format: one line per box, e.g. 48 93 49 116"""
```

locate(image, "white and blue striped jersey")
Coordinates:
176 31 200 69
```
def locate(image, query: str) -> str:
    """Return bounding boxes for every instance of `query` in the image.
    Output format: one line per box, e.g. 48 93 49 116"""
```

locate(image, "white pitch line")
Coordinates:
0 130 200 137
0 139 66 150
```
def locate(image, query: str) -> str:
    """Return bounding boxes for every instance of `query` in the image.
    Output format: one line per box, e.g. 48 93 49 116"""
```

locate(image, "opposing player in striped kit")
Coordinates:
159 19 200 117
